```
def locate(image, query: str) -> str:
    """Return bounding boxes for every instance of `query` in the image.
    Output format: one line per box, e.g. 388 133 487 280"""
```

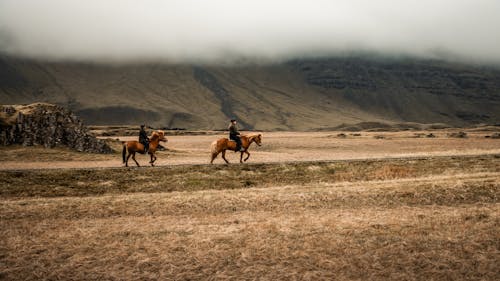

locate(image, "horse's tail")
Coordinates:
210 140 219 156
122 142 127 163
210 140 222 164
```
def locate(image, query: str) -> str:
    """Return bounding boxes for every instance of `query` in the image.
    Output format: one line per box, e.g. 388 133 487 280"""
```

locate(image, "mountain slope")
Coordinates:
1 56 499 130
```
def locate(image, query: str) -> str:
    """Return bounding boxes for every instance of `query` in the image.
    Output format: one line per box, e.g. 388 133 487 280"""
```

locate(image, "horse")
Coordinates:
210 133 262 164
122 130 167 167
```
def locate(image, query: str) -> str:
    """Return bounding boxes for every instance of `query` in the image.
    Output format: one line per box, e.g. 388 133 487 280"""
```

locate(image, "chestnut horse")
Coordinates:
210 133 262 164
122 130 167 167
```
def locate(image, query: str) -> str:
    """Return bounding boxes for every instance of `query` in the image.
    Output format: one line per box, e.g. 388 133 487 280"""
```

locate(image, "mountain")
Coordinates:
1 55 499 130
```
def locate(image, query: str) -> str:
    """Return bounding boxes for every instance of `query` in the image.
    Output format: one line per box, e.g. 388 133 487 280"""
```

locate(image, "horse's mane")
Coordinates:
150 130 165 139
241 133 261 138
241 133 262 143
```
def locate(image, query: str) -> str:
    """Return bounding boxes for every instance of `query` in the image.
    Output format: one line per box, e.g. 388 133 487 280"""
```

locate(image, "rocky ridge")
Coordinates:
0 103 112 153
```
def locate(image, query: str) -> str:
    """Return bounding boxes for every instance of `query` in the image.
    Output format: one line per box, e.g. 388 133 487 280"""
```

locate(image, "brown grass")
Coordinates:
1 130 499 280
1 153 499 280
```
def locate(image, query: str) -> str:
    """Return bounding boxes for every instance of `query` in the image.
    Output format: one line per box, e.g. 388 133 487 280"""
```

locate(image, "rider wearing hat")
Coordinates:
228 119 244 152
139 124 149 153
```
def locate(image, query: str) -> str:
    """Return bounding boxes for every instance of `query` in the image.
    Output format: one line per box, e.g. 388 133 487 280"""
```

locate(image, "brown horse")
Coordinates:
210 133 262 164
122 130 167 167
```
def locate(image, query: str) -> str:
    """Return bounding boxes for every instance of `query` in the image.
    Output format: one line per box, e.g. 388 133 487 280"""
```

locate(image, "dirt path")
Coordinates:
0 131 499 170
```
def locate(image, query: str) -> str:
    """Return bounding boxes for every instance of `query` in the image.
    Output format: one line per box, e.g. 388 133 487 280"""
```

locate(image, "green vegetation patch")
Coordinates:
0 155 498 198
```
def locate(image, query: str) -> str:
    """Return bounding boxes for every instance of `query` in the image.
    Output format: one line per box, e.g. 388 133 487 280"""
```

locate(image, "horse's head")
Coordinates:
157 130 168 142
151 130 168 142
251 134 262 146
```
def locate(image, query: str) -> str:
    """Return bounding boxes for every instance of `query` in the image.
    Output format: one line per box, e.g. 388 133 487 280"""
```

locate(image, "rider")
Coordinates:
228 118 245 152
139 124 149 153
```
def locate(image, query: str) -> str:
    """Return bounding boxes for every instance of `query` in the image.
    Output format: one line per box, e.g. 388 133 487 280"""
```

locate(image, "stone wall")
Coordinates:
0 103 112 153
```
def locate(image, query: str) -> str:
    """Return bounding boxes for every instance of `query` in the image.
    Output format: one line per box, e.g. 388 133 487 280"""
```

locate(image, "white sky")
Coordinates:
1 0 499 64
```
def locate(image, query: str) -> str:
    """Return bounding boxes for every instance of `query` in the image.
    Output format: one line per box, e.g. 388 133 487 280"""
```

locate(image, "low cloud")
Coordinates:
1 0 499 64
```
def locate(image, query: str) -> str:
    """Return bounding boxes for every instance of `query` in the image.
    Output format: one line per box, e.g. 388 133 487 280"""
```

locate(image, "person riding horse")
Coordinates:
228 119 245 152
139 124 149 153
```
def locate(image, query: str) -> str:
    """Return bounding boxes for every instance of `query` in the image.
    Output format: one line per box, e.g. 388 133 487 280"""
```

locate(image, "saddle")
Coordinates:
228 140 244 152
140 141 149 154
228 140 238 151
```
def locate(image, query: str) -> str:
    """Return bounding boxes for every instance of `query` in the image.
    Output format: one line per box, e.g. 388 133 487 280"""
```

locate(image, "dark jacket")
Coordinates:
228 123 240 137
139 128 149 144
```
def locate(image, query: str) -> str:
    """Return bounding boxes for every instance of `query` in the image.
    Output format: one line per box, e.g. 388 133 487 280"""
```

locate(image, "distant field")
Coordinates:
0 130 499 280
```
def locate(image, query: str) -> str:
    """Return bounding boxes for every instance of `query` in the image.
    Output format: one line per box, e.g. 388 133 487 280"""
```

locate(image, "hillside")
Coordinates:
1 56 499 130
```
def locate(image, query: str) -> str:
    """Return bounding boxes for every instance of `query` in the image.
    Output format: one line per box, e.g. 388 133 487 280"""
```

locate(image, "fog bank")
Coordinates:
1 0 499 64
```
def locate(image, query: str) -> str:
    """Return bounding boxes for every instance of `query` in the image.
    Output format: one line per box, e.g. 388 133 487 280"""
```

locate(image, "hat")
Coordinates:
230 118 236 122
140 124 145 127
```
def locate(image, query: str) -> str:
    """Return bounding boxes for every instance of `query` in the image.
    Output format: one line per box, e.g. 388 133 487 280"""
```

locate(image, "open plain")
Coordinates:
1 129 499 280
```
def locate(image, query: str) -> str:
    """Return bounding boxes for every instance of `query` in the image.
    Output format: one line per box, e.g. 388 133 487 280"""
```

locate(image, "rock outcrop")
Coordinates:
0 103 112 153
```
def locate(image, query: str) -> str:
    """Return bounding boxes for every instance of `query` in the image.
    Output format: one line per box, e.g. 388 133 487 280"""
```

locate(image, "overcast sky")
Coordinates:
1 0 499 64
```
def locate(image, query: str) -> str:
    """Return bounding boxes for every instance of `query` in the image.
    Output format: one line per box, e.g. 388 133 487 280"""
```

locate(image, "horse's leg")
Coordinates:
125 151 132 167
221 150 229 164
240 151 244 163
150 153 156 166
132 152 140 167
244 151 250 162
210 151 219 164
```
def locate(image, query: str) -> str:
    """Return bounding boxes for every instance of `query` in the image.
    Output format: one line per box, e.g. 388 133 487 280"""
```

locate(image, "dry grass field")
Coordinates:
1 130 499 280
